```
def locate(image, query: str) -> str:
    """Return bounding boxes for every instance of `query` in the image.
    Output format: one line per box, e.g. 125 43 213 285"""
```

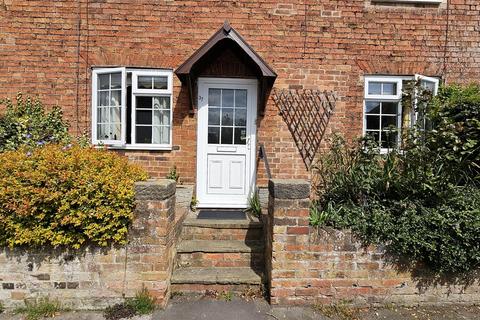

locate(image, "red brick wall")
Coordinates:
267 179 480 306
1 0 479 185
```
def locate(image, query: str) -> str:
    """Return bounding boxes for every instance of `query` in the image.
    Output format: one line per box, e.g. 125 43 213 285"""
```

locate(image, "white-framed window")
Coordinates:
363 75 439 152
92 68 173 150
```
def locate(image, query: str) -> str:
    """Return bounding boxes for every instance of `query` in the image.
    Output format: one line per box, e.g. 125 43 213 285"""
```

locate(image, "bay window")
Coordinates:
92 68 173 150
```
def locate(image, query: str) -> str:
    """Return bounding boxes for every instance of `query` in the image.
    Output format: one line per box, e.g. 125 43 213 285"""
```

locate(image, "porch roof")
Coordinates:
175 21 277 114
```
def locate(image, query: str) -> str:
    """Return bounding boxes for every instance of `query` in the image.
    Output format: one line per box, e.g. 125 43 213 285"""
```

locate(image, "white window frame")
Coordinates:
91 68 173 150
130 70 173 150
91 67 127 146
363 75 439 153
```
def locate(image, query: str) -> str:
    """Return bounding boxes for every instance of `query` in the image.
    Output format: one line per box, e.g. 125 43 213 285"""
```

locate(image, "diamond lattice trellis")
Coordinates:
272 88 337 169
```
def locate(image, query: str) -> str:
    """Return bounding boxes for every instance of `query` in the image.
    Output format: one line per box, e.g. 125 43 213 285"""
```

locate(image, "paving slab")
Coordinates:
177 240 264 253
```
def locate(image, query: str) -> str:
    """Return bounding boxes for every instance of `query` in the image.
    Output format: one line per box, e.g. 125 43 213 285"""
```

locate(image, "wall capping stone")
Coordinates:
268 179 310 199
135 179 176 200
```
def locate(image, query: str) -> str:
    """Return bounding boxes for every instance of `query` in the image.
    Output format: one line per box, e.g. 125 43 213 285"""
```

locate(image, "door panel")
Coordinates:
197 78 257 208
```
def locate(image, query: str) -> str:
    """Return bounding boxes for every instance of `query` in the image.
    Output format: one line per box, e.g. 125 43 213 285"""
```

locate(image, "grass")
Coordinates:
0 301 4 314
314 300 359 320
14 298 62 320
245 191 261 217
220 291 234 302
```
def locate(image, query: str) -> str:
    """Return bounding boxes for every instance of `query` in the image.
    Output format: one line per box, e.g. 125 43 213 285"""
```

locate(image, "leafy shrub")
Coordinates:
0 93 71 152
313 83 480 274
0 144 148 248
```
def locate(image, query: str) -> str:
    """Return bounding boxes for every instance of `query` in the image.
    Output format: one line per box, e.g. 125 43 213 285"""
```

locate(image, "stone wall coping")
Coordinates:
135 179 176 200
268 179 310 199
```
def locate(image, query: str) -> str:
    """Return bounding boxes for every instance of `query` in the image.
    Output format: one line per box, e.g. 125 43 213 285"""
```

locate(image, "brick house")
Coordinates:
1 0 480 307
1 0 479 208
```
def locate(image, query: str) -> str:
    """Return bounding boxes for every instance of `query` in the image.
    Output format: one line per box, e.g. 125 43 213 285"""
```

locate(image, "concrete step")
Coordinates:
177 240 264 253
182 216 263 229
171 267 262 285
176 251 265 268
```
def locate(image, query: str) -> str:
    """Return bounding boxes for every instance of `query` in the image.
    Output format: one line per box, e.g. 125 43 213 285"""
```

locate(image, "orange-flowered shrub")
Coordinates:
0 144 148 248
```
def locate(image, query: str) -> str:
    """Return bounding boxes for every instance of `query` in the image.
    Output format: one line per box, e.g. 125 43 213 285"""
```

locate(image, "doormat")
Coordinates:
197 210 246 220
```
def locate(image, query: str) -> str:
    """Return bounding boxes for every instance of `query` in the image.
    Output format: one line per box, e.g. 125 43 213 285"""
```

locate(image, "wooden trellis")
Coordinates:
272 88 337 169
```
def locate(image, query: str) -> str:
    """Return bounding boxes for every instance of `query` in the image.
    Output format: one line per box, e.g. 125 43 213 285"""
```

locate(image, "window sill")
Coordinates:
94 144 173 151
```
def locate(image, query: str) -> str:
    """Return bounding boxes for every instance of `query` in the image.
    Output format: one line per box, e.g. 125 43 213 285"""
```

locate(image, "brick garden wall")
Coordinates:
267 179 480 306
1 0 479 185
0 179 187 310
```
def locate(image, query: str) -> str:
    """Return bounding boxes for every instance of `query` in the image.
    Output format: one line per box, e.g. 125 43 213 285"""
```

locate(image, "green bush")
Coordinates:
14 298 62 320
0 144 148 249
0 93 71 152
313 83 480 274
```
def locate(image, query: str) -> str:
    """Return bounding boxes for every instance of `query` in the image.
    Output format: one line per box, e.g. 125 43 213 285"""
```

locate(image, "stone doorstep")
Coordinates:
177 240 264 254
171 267 262 285
183 218 263 229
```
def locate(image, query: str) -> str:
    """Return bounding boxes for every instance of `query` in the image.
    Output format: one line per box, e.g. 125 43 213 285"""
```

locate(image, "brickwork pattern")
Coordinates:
267 179 480 306
0 180 185 310
2 1 479 184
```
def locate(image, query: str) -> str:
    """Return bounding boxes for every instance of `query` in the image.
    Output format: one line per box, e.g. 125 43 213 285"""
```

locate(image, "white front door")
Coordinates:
196 78 257 208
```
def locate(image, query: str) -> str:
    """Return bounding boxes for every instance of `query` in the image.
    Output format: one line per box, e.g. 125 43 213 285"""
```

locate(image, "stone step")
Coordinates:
182 216 263 229
176 251 265 269
171 267 262 285
181 223 263 241
177 240 264 253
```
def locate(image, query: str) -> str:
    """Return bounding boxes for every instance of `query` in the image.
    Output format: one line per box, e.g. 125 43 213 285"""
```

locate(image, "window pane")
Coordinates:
235 90 247 108
366 116 380 130
234 128 247 145
97 124 107 140
382 102 398 114
381 131 397 149
382 83 397 95
111 73 122 89
110 107 121 123
110 90 121 106
137 110 152 125
97 107 108 123
235 108 247 126
138 76 152 89
136 126 152 143
208 89 221 107
110 123 121 140
421 80 436 93
208 127 220 144
222 89 234 108
153 76 168 90
153 126 169 144
382 116 397 129
368 82 382 95
136 96 152 109
221 127 233 144
153 110 170 126
98 74 109 90
154 96 170 110
98 91 109 106
208 108 220 125
222 108 233 126
366 101 380 114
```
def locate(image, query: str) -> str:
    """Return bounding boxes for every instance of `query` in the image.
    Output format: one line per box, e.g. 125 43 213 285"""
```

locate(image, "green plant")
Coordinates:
0 301 4 314
126 287 156 315
166 165 180 182
0 144 148 249
190 196 199 212
312 83 480 274
14 298 62 320
245 191 261 217
0 93 71 152
309 202 331 227
220 291 233 302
